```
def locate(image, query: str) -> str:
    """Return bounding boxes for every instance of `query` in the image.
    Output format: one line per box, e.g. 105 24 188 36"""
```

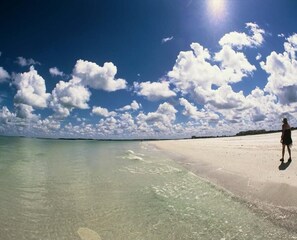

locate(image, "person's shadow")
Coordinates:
278 158 292 170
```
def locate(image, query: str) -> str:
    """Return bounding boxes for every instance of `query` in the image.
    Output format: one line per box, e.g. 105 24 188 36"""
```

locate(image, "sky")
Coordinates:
0 0 297 139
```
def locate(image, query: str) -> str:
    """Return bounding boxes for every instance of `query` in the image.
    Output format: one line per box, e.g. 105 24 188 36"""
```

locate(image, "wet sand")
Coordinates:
149 131 297 232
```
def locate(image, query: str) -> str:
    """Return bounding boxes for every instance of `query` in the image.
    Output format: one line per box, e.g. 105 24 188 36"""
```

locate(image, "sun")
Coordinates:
207 0 227 21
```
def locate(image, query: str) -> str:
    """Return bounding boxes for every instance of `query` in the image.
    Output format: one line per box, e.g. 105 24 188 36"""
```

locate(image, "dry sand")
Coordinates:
149 131 297 231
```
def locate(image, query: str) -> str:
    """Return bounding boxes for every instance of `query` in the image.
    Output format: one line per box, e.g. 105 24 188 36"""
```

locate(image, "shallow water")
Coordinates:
0 136 296 239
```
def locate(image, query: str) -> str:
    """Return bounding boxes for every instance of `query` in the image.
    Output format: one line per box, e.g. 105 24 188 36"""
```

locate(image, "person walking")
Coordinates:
280 118 292 161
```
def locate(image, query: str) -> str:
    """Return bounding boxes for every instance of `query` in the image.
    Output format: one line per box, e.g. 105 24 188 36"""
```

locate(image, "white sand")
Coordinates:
77 227 102 240
149 131 297 209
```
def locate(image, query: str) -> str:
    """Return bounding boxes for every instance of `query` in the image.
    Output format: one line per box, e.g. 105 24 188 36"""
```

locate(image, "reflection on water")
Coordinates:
0 136 296 239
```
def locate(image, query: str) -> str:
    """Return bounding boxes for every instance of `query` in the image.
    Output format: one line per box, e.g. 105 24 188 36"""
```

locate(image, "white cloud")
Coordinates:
245 87 280 122
15 103 38 119
162 36 174 43
95 112 138 137
278 33 285 38
50 77 91 117
136 102 177 134
0 106 64 137
49 67 64 77
134 81 176 101
0 104 41 135
49 59 127 118
168 42 221 100
117 100 141 112
168 42 252 108
284 34 297 59
0 106 16 124
119 112 136 130
167 36 270 128
219 22 265 49
37 117 61 132
130 100 141 111
14 66 50 108
92 106 116 118
0 67 10 83
256 53 262 60
16 56 41 67
260 33 297 105
204 85 247 110
95 117 119 136
4 23 297 139
179 98 219 121
210 85 292 130
214 45 256 83
73 60 127 92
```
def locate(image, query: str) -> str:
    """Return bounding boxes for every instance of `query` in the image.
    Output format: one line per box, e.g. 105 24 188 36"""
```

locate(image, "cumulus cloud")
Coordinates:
208 85 247 109
73 60 127 91
14 66 50 108
0 67 10 83
179 98 219 121
93 112 139 137
168 42 221 99
245 87 279 122
50 77 91 117
136 102 177 137
136 102 177 132
16 56 41 67
117 100 141 112
95 116 119 136
0 106 16 125
91 106 117 117
162 36 174 43
167 27 272 129
3 23 297 138
15 103 38 119
94 102 177 138
49 67 64 77
284 34 297 59
86 103 179 138
256 53 262 60
219 22 265 49
0 105 63 137
49 59 127 118
168 42 253 108
214 45 256 83
210 85 292 129
261 33 297 105
119 112 136 130
134 81 176 101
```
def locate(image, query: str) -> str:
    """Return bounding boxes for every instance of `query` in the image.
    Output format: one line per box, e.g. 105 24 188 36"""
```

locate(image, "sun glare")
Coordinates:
207 0 227 22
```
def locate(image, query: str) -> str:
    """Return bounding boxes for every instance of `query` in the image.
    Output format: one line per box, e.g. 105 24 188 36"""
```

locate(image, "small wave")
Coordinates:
122 150 144 161
126 150 135 155
121 164 182 175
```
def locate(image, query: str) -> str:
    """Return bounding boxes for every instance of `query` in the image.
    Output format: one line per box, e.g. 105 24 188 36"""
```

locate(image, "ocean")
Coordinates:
0 136 296 240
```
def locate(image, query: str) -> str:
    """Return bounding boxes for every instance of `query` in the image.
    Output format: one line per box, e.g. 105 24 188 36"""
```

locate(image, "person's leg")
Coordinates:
281 144 285 160
287 145 291 160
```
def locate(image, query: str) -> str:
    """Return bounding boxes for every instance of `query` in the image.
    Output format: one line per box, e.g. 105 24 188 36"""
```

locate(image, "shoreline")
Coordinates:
148 132 297 233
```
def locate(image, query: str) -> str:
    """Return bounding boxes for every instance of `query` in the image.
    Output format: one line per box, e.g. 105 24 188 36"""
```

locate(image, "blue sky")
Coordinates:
1 0 297 139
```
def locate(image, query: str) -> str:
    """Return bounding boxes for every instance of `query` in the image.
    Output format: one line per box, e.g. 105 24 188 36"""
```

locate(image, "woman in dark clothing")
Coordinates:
280 118 292 161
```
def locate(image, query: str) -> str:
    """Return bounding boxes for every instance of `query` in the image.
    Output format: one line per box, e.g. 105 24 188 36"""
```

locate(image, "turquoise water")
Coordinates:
0 136 296 240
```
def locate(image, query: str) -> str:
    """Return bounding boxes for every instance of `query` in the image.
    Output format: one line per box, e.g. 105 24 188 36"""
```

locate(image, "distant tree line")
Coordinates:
236 127 296 136
191 127 296 139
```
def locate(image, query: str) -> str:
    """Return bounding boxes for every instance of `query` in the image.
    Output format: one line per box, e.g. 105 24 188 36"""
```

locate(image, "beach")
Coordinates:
149 131 297 231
